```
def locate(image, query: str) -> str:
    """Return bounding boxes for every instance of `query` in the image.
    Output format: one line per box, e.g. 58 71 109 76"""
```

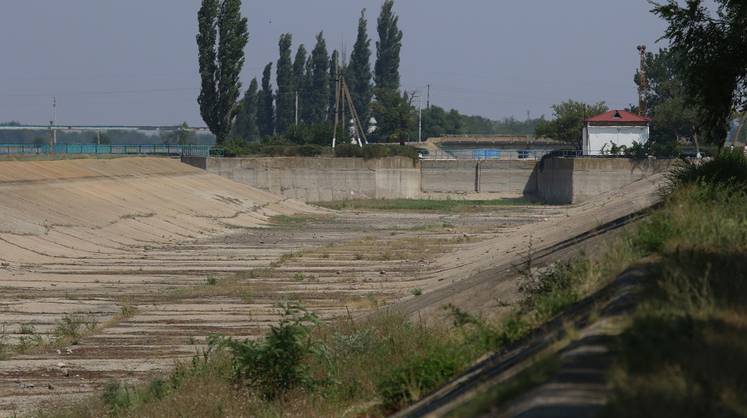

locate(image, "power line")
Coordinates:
0 87 199 98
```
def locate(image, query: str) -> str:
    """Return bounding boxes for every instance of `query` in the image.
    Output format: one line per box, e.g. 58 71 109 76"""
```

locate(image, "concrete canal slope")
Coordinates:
0 157 315 244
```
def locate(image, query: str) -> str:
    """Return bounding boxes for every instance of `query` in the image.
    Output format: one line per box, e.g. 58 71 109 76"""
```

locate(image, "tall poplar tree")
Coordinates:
257 62 275 137
307 32 330 124
232 78 260 142
196 0 249 145
302 59 315 123
374 0 402 92
328 50 341 122
275 34 294 133
348 9 373 119
293 45 307 122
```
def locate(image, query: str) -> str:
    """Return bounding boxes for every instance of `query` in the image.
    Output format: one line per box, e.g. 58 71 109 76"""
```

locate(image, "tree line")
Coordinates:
196 0 546 149
197 0 412 147
198 0 746 151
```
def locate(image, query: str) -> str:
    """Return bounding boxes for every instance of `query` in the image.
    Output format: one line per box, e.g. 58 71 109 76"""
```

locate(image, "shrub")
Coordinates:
297 144 324 157
286 123 333 146
334 143 419 160
210 303 320 400
102 380 134 413
519 261 586 321
668 149 747 192
334 143 363 158
0 324 8 360
19 324 36 335
630 213 675 254
54 313 98 344
376 344 464 412
221 136 325 158
624 141 645 158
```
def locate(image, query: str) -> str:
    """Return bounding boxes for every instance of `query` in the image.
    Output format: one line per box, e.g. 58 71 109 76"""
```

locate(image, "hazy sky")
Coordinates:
0 1 668 126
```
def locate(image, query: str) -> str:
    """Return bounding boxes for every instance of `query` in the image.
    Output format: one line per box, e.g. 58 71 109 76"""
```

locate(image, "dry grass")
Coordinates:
601 180 747 417
167 277 255 303
316 198 535 212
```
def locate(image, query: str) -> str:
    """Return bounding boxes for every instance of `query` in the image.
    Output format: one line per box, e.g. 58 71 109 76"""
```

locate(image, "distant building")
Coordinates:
583 110 650 156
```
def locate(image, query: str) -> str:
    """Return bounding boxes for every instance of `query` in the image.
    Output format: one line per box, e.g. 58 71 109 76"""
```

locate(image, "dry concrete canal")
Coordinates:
0 157 662 416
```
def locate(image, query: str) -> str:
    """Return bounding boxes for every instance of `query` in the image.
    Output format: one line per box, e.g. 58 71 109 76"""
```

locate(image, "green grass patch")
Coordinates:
316 198 535 212
268 214 319 226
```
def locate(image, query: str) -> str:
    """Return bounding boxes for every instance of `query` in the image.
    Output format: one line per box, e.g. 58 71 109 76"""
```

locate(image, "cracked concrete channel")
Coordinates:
0 157 663 416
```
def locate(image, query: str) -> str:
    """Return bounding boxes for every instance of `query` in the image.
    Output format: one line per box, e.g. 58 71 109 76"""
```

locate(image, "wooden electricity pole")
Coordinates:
331 67 367 148
637 45 648 116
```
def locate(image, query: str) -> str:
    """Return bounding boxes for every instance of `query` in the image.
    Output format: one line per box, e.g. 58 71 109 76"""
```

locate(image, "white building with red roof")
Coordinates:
582 110 651 156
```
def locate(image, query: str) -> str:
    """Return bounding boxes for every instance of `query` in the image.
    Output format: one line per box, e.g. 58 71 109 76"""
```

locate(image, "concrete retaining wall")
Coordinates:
536 157 672 204
183 156 671 204
536 158 574 204
421 160 477 193
478 160 538 195
202 157 421 202
420 160 538 196
571 158 672 203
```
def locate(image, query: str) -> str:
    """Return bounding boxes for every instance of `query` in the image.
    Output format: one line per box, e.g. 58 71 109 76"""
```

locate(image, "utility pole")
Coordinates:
51 96 57 147
294 91 299 126
426 84 430 109
418 93 423 143
331 56 368 148
637 45 648 116
332 74 340 148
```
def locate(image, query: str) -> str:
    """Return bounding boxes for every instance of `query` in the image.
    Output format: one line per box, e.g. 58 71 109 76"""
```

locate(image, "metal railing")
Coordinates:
420 149 583 161
0 144 215 157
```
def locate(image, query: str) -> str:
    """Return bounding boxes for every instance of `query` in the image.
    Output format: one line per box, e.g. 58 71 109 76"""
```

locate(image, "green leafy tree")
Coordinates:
92 132 112 145
374 0 403 91
634 48 697 148
412 107 545 139
196 0 249 145
306 32 330 124
348 9 373 120
233 78 260 142
292 45 308 123
653 0 747 146
275 34 295 134
162 122 196 146
258 62 275 137
535 100 608 147
371 89 416 143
